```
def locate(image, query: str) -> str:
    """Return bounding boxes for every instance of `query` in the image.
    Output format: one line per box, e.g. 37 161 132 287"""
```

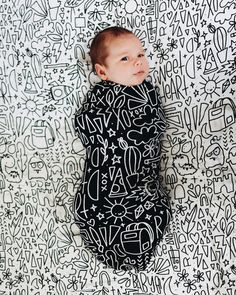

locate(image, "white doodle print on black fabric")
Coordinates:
74 80 172 271
0 0 235 294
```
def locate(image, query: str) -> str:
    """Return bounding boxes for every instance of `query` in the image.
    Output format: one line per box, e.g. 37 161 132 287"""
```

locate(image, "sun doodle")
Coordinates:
199 74 224 100
20 94 44 117
103 197 136 224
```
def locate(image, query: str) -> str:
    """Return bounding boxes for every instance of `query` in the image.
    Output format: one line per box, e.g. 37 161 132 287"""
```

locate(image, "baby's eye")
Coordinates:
121 56 129 61
138 53 145 58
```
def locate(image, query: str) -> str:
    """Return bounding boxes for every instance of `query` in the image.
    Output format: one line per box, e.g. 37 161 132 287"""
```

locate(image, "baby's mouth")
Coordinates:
134 70 144 75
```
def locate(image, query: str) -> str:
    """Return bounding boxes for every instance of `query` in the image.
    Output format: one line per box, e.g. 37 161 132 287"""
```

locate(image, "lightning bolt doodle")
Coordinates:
195 2 204 19
17 250 25 270
214 235 227 260
78 269 88 289
218 59 236 76
170 12 180 36
200 0 207 19
38 243 49 265
52 43 62 63
12 20 22 40
193 245 204 267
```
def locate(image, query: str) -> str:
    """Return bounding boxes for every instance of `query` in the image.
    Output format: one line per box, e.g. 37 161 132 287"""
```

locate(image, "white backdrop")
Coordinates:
0 0 235 294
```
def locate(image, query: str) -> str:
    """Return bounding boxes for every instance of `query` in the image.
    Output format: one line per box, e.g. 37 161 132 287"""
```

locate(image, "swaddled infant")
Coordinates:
74 26 171 271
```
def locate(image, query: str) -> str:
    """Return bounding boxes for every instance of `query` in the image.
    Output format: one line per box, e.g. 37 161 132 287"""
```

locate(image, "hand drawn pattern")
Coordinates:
0 0 235 294
74 80 171 271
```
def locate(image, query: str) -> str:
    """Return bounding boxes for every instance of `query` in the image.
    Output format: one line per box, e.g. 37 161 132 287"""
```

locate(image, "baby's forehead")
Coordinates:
106 34 143 49
110 33 137 41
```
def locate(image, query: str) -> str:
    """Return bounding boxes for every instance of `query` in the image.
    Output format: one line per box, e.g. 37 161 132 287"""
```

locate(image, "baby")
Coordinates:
74 26 171 271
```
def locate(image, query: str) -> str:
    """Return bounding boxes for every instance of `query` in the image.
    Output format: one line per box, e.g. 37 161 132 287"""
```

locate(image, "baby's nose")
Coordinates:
134 58 141 66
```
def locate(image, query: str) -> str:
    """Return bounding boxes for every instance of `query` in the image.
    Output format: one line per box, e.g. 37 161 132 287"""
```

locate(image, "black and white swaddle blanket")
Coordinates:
74 80 171 271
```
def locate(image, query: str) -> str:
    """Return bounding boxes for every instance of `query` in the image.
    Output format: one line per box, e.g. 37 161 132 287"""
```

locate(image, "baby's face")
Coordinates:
96 34 149 86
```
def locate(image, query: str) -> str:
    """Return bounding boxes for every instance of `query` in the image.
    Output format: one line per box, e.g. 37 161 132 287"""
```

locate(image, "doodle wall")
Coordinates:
0 0 235 294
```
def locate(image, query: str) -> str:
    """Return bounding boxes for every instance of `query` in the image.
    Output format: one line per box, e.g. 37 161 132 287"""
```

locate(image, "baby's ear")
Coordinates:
95 63 108 80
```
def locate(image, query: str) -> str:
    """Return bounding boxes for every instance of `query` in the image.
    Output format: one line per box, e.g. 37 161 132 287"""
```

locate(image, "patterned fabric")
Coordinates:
74 80 171 270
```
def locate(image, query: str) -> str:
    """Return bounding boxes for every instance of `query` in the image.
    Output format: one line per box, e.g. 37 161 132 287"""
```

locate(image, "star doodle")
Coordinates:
97 212 104 220
91 204 97 211
111 155 121 164
109 142 117 153
108 128 116 137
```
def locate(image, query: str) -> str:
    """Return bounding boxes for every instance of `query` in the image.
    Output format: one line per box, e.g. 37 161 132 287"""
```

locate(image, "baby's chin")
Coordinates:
113 75 148 87
130 71 149 86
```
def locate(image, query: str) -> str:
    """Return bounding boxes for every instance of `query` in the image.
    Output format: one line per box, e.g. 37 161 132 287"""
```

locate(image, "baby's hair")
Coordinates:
89 26 133 72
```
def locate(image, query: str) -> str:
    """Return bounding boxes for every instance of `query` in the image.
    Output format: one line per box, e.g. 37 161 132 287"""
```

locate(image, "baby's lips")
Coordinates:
134 70 144 75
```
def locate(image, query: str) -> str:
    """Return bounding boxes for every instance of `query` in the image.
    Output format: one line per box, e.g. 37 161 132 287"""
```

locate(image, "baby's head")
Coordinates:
90 26 149 86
